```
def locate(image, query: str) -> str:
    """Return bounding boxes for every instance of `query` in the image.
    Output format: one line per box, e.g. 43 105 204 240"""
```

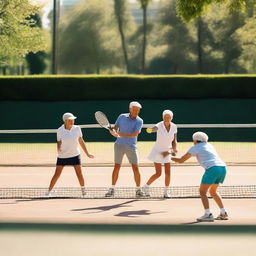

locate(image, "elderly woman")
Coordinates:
46 112 94 197
171 132 228 222
143 110 178 198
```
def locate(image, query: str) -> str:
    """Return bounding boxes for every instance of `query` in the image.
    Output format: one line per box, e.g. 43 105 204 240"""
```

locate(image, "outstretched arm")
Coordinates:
171 153 192 163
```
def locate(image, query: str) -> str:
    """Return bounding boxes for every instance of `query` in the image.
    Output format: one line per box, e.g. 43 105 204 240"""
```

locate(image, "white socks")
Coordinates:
205 208 226 215
205 209 211 215
220 208 226 214
164 186 169 193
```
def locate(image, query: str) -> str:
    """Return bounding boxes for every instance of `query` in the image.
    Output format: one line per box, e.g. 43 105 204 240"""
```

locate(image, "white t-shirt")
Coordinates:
57 125 82 158
153 121 177 151
187 142 226 169
147 121 177 163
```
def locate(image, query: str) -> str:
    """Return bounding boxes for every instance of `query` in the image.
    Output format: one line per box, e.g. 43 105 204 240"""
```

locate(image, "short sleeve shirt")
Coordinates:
187 142 226 169
115 113 143 148
57 124 83 158
153 121 177 151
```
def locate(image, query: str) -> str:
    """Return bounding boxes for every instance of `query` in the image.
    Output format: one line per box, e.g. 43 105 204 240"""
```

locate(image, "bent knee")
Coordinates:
199 189 208 196
209 189 218 196
155 171 162 177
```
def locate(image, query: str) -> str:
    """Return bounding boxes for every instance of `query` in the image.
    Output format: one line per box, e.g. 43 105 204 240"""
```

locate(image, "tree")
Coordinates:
114 0 130 73
58 0 122 74
25 13 47 74
0 0 46 65
201 3 246 73
176 0 248 22
234 17 256 73
147 0 197 74
139 0 151 74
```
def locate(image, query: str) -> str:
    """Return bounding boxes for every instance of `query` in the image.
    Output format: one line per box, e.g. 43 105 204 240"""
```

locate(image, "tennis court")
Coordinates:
0 164 256 224
1 165 256 256
1 124 256 256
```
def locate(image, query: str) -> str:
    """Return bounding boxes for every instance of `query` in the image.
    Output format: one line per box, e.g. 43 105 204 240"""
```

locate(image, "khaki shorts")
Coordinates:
114 143 139 165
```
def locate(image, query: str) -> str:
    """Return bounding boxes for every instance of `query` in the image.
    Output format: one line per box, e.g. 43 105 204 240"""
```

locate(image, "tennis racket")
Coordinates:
95 111 112 131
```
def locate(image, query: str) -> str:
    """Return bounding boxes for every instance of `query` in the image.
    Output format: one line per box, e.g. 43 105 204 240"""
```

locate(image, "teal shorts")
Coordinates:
201 166 226 185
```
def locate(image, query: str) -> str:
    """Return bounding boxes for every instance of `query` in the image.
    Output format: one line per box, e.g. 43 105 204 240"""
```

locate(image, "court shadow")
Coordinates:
115 210 166 218
71 199 138 214
15 198 59 202
0 202 18 205
180 221 200 225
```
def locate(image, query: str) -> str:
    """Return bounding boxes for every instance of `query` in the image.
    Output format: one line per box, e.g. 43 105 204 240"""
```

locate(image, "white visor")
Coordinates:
63 112 77 121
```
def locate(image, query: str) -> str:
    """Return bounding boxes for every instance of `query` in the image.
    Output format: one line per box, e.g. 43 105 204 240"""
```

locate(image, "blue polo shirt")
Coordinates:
115 113 143 148
187 142 226 170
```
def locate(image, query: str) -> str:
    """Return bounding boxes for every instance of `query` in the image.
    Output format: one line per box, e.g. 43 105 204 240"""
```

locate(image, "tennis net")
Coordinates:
0 124 255 166
0 185 255 199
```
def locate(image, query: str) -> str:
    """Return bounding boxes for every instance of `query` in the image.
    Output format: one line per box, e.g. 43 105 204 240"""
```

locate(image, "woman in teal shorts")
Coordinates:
169 131 228 222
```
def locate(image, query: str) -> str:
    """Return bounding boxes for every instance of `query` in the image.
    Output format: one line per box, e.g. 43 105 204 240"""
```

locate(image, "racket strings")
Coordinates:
95 112 110 127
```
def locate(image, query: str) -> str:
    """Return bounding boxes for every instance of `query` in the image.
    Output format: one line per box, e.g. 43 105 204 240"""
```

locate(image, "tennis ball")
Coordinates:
146 128 152 134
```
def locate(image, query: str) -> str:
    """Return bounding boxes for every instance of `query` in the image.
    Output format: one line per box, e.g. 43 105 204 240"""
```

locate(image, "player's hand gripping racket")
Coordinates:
95 111 112 130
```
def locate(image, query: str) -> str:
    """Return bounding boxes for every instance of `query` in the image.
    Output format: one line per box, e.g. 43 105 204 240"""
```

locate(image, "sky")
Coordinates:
31 0 161 28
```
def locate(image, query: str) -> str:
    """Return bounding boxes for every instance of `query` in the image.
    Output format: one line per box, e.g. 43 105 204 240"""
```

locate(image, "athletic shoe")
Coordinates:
216 212 228 220
142 185 150 197
81 187 86 197
45 190 56 198
136 188 146 198
196 213 214 222
105 188 115 197
164 191 171 199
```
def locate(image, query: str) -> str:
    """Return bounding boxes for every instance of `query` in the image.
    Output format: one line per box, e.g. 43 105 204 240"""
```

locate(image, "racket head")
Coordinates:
95 111 112 130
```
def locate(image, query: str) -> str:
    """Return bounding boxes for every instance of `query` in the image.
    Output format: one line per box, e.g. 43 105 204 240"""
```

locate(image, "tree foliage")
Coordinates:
58 0 122 74
176 0 247 22
0 0 46 64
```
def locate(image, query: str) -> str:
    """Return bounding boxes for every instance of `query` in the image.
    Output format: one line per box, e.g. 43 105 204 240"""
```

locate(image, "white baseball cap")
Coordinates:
129 101 142 109
192 132 208 142
62 112 77 121
162 110 173 118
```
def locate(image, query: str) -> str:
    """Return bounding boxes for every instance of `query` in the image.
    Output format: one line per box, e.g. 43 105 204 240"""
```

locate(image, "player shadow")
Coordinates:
115 210 166 218
71 199 138 214
180 221 201 225
0 201 18 205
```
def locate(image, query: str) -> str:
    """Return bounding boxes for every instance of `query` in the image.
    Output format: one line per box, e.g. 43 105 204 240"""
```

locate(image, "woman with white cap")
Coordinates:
171 131 228 222
46 112 94 197
143 110 178 198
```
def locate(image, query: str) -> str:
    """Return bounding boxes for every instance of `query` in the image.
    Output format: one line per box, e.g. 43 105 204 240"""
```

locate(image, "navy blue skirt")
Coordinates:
56 155 81 166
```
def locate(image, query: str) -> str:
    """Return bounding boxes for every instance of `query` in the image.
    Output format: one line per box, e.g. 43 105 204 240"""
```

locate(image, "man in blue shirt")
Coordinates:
105 101 145 197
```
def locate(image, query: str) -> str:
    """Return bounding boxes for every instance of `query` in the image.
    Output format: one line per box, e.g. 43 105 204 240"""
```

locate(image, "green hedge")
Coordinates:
1 75 256 100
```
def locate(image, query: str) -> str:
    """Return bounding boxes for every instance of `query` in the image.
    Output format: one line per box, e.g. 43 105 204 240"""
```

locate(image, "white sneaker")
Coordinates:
142 185 150 197
45 190 56 198
164 191 171 199
216 212 228 220
197 213 214 222
136 188 146 198
105 188 115 197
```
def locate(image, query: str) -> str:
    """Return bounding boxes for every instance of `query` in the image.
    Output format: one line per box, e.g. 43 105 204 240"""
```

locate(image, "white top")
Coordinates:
57 125 82 158
147 121 177 163
187 142 226 169
153 121 177 151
